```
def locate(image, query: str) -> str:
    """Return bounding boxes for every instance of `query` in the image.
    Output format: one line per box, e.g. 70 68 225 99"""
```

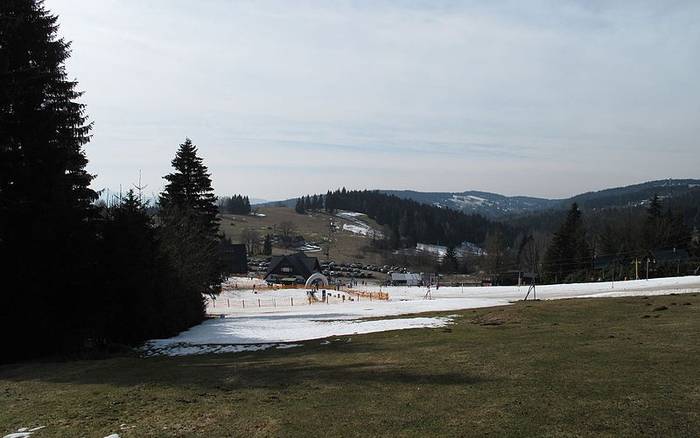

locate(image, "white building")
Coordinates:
390 272 422 286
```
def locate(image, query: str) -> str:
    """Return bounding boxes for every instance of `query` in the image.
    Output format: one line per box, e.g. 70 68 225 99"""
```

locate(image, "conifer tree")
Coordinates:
161 138 219 233
643 195 664 250
1 0 97 357
159 138 223 299
442 245 459 273
263 234 273 255
544 203 592 282
295 197 305 214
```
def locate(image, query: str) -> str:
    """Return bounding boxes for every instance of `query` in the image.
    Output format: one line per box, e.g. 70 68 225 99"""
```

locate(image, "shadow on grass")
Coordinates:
0 341 488 391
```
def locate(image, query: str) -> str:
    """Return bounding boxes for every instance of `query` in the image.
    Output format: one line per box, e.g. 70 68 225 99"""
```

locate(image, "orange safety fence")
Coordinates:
343 289 390 301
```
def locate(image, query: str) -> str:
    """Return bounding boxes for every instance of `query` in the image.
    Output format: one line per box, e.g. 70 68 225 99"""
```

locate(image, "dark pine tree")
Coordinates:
544 203 592 282
1 0 98 359
159 138 223 304
295 197 305 214
442 245 459 273
643 194 664 250
263 234 273 255
160 138 219 232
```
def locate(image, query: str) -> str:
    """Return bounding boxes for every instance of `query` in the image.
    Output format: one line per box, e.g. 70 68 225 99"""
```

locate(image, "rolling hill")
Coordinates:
256 179 700 219
383 179 700 218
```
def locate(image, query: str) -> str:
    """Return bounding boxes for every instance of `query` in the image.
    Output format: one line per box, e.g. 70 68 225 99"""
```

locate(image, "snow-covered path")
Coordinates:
144 276 700 356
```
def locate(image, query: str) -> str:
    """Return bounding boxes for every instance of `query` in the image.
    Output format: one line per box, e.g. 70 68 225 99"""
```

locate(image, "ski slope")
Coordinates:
144 276 700 356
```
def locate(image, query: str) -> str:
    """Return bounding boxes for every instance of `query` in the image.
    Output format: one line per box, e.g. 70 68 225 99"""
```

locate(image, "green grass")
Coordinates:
2 294 699 437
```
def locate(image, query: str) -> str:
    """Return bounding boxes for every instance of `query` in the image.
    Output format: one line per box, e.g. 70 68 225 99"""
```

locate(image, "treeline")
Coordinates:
219 194 251 215
295 194 324 213
542 197 695 283
323 189 511 249
475 196 698 285
505 187 700 237
1 2 229 361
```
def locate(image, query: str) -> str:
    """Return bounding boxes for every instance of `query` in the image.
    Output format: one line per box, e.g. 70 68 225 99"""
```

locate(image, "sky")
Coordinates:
48 0 700 201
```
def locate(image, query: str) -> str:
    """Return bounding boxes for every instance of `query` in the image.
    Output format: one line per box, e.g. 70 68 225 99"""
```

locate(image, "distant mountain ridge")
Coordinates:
383 179 700 218
380 189 557 217
257 179 700 218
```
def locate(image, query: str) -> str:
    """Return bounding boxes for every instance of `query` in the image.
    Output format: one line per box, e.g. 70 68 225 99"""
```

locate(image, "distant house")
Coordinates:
265 252 321 284
390 272 422 286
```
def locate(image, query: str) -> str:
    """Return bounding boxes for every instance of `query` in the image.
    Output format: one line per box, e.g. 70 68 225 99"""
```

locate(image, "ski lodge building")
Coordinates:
265 252 321 285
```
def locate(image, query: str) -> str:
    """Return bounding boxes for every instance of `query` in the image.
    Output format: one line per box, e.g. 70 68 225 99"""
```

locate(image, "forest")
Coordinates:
295 189 699 284
322 189 514 249
0 2 231 361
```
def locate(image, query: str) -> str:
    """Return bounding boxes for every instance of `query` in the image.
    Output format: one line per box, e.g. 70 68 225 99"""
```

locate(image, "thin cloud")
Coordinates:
48 0 700 200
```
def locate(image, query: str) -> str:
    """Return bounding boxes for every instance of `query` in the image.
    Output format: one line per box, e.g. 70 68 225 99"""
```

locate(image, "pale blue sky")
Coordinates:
49 0 700 200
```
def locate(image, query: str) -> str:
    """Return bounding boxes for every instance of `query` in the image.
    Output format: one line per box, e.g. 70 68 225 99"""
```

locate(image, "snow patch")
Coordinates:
336 211 382 238
143 342 301 357
3 427 45 438
336 211 365 218
342 224 372 236
146 276 700 357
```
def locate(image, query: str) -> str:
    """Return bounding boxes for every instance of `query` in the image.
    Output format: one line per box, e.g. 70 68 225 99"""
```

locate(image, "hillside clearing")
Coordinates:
219 207 386 264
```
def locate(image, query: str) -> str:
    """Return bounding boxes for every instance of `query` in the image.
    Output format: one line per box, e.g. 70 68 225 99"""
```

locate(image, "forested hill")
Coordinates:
381 190 555 218
323 189 512 248
503 184 700 235
381 179 700 218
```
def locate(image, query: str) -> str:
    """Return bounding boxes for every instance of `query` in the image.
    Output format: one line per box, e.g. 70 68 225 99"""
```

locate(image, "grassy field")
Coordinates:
2 294 699 437
219 206 386 264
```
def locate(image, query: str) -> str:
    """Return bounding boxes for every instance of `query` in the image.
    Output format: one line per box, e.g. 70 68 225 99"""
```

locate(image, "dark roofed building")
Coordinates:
265 252 321 284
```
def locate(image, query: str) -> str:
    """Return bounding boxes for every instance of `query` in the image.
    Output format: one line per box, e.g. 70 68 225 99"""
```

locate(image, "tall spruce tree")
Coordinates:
159 138 223 300
544 203 592 282
1 0 97 357
160 138 218 231
263 234 273 255
643 195 664 250
295 197 305 214
442 245 459 273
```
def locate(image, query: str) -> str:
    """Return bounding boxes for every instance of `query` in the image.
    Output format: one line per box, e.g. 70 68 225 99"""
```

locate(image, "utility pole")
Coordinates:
325 217 334 261
646 258 651 280
611 262 615 289
631 258 640 280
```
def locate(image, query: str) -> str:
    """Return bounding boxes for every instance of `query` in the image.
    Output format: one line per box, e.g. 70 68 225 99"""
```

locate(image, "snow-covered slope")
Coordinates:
144 276 700 356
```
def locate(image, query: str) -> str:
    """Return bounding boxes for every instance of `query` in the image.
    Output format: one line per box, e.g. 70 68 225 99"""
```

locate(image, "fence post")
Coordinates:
258 298 261 307
227 299 230 308
242 299 245 308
